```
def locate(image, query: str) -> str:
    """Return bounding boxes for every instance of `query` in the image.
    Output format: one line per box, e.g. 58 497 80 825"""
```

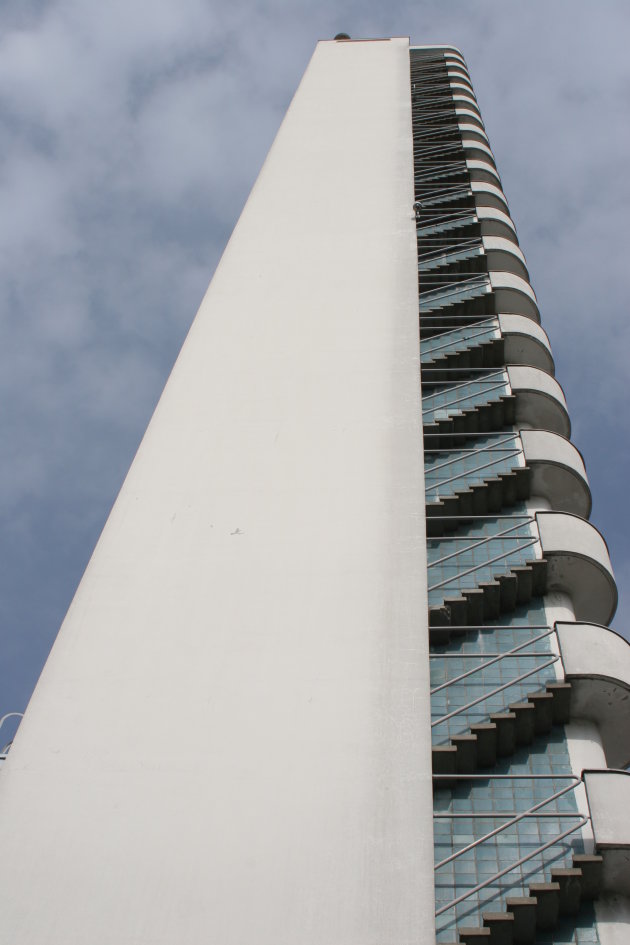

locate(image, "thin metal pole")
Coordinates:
427 539 539 593
434 780 582 870
431 655 558 727
428 517 534 569
430 629 554 694
435 819 588 917
422 380 508 418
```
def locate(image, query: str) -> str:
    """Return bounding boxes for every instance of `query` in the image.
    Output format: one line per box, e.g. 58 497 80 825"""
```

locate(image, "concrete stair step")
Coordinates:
550 868 583 915
453 851 604 944
452 733 478 772
480 912 514 945
529 882 560 930
458 927 491 944
545 682 572 724
420 291 495 325
527 691 554 735
478 581 502 619
421 337 504 386
498 573 518 612
425 466 532 537
504 897 537 944
489 712 517 756
571 854 603 899
428 559 548 644
423 394 516 450
507 701 536 745
432 682 572 777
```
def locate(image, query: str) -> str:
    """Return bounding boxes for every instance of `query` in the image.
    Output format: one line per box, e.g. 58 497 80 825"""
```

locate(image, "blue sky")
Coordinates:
1 0 629 732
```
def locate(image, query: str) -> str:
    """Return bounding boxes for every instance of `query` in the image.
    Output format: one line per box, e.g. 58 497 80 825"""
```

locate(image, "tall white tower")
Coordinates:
0 36 628 945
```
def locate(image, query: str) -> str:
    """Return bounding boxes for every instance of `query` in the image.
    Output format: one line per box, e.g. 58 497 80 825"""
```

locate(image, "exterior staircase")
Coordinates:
432 680 572 777
426 465 531 536
455 853 603 944
423 393 516 448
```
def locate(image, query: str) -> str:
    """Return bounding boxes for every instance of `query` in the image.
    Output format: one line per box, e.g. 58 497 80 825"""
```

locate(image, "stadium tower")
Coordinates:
0 36 628 945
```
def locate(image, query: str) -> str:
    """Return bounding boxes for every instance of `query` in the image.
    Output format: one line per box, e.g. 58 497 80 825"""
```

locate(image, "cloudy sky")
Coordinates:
1 0 629 731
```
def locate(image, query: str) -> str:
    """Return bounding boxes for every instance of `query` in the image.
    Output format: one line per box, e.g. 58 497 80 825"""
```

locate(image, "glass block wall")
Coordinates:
410 46 601 945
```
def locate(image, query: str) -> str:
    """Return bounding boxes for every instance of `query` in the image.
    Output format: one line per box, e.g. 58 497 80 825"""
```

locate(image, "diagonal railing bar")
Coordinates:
427 517 534 570
430 628 554 694
431 655 559 727
427 449 522 493
435 819 588 918
433 778 582 870
428 538 539 593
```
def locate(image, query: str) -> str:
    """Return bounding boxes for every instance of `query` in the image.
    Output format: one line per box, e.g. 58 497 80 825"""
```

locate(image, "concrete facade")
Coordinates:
0 34 627 945
0 38 433 945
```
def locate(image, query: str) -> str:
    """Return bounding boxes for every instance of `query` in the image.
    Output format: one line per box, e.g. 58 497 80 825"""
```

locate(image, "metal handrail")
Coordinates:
428 538 539 593
422 368 504 402
434 777 582 870
0 712 23 734
435 818 588 918
424 433 518 474
422 380 508 418
430 628 554 694
428 516 534 569
416 209 475 226
419 314 494 346
427 449 522 494
429 623 550 632
431 655 559 727
418 190 473 210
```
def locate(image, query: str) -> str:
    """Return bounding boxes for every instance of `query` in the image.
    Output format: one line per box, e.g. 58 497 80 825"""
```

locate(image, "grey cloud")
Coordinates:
1 0 629 717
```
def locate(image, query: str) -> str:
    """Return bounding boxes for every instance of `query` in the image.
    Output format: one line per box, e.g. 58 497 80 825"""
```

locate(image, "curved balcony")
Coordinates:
447 68 472 88
507 365 569 435
458 122 489 145
454 107 485 131
520 430 590 517
489 272 539 320
453 94 482 116
498 314 553 373
462 138 496 165
447 69 473 90
471 181 509 213
450 82 476 101
536 512 617 625
476 207 518 243
466 160 501 187
484 239 528 280
557 624 630 766
442 47 466 64
583 770 630 896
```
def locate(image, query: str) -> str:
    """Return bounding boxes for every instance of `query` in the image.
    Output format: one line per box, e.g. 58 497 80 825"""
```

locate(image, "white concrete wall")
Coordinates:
0 38 433 945
584 771 630 897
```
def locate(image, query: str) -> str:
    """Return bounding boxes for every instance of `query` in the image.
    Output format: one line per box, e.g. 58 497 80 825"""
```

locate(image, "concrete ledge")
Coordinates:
499 315 554 372
453 94 481 115
448 70 473 91
558 624 630 767
454 107 485 130
490 273 539 320
508 365 569 435
459 123 489 145
521 430 590 516
484 239 528 280
584 770 630 896
477 207 518 243
466 160 501 187
442 47 466 63
536 512 617 624
450 85 476 106
462 139 496 164
471 181 509 213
